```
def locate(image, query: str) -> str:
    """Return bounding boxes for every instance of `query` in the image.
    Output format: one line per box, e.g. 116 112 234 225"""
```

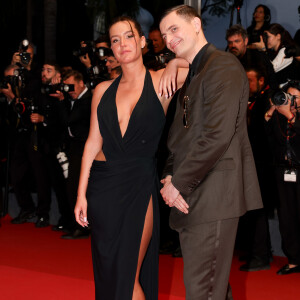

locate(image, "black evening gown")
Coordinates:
87 69 165 300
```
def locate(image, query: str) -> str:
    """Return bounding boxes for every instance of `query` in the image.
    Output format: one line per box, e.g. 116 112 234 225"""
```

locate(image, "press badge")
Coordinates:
284 169 297 182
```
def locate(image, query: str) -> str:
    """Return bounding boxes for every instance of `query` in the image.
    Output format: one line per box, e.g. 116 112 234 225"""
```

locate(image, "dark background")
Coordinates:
0 0 183 74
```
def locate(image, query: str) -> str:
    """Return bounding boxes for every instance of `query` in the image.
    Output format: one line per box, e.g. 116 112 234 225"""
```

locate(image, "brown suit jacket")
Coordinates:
164 44 263 229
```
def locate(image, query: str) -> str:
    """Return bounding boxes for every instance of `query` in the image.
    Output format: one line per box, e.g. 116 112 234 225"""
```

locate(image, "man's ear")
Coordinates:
192 17 202 34
258 76 265 86
245 37 249 46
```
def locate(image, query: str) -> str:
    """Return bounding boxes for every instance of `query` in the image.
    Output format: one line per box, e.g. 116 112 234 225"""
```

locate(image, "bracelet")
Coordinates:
288 114 295 124
265 112 272 118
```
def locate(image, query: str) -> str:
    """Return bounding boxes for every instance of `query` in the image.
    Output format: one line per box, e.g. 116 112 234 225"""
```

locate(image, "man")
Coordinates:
226 25 271 75
40 62 74 232
55 70 92 239
105 55 120 78
8 43 52 228
148 27 167 54
226 24 249 60
237 67 275 272
160 5 262 299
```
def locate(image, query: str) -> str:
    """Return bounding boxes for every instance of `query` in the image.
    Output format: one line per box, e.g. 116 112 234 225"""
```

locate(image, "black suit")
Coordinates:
58 88 92 228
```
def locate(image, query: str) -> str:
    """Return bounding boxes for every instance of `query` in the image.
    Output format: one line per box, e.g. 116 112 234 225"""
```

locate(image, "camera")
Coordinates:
41 83 75 95
0 75 19 90
73 40 95 58
97 47 113 58
155 53 174 65
18 39 31 66
13 98 37 115
271 91 296 106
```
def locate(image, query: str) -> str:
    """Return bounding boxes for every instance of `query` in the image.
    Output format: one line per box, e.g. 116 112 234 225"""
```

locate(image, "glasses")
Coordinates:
183 95 189 128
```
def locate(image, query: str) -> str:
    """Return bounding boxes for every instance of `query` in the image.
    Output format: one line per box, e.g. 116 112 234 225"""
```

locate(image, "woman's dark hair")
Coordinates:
267 23 295 50
109 16 143 38
250 4 271 29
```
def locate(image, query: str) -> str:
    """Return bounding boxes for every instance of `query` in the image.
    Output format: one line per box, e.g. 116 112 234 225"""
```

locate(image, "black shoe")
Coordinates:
35 216 49 228
52 223 71 233
61 228 90 240
277 264 300 275
239 257 270 272
172 246 182 258
11 210 35 224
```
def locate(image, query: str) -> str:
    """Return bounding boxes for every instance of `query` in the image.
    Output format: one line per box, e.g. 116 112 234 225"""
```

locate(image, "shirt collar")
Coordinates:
189 43 211 76
77 86 88 99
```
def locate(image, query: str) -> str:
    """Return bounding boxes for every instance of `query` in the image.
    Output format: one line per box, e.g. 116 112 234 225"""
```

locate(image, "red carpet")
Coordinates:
0 215 299 300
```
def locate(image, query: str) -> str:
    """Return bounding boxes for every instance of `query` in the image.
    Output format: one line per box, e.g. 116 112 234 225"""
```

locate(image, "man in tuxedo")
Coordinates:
54 70 92 239
160 5 262 299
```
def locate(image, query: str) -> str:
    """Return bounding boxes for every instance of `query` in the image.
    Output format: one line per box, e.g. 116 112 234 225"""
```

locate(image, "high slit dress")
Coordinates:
86 69 165 300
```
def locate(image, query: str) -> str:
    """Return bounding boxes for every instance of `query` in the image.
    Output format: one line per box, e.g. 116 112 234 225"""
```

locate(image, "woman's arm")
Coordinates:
157 58 189 98
74 80 112 227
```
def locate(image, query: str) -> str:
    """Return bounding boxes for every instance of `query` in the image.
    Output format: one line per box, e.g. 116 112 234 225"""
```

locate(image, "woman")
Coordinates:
247 4 271 48
264 80 300 275
74 16 188 299
254 23 300 89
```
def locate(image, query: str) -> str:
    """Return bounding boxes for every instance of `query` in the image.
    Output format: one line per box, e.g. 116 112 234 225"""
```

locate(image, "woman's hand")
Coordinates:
74 196 89 227
251 35 266 51
276 99 294 120
158 59 179 99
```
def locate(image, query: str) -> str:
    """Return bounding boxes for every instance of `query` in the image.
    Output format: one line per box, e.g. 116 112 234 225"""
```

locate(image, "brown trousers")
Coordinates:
178 217 239 300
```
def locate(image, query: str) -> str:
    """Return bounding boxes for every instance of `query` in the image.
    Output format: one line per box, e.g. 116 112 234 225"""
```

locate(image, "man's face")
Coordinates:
227 34 248 58
63 75 85 99
149 30 165 53
105 56 120 73
160 11 199 60
41 64 57 84
246 70 264 97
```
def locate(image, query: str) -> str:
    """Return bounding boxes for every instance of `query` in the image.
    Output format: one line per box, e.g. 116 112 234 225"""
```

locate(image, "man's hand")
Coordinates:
0 83 15 102
30 113 44 123
49 90 64 101
160 178 189 214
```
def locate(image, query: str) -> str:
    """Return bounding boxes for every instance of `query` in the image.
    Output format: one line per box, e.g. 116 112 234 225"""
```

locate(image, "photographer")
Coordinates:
40 62 73 232
7 44 52 227
238 66 274 272
53 70 92 239
253 23 300 88
264 80 300 275
75 36 111 90
143 27 175 71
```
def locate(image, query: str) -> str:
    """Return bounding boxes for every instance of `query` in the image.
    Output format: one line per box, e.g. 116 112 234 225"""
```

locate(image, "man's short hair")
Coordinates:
245 66 267 82
63 70 83 82
161 5 202 25
43 61 61 73
226 24 248 41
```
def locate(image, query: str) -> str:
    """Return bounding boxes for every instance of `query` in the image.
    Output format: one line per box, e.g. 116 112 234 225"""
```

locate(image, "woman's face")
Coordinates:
288 87 300 108
254 6 265 23
265 31 281 51
109 21 145 65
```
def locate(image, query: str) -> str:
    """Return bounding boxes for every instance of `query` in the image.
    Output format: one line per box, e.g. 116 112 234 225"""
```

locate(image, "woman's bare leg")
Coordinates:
132 197 153 300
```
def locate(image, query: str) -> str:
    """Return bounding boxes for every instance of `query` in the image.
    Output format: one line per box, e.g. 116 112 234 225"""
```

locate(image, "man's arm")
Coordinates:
172 55 248 196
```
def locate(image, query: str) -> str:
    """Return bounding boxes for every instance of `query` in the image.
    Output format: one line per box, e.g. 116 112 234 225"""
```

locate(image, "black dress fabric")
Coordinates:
87 69 165 300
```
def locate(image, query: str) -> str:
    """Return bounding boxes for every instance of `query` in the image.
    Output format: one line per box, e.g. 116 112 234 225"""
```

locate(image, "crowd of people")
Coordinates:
0 3 300 299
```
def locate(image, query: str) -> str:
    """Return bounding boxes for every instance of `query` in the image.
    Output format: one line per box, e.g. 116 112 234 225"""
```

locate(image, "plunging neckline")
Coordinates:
114 70 147 140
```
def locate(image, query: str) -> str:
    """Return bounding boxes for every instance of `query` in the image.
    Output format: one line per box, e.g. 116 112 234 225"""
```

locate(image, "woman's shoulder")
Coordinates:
94 78 118 97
